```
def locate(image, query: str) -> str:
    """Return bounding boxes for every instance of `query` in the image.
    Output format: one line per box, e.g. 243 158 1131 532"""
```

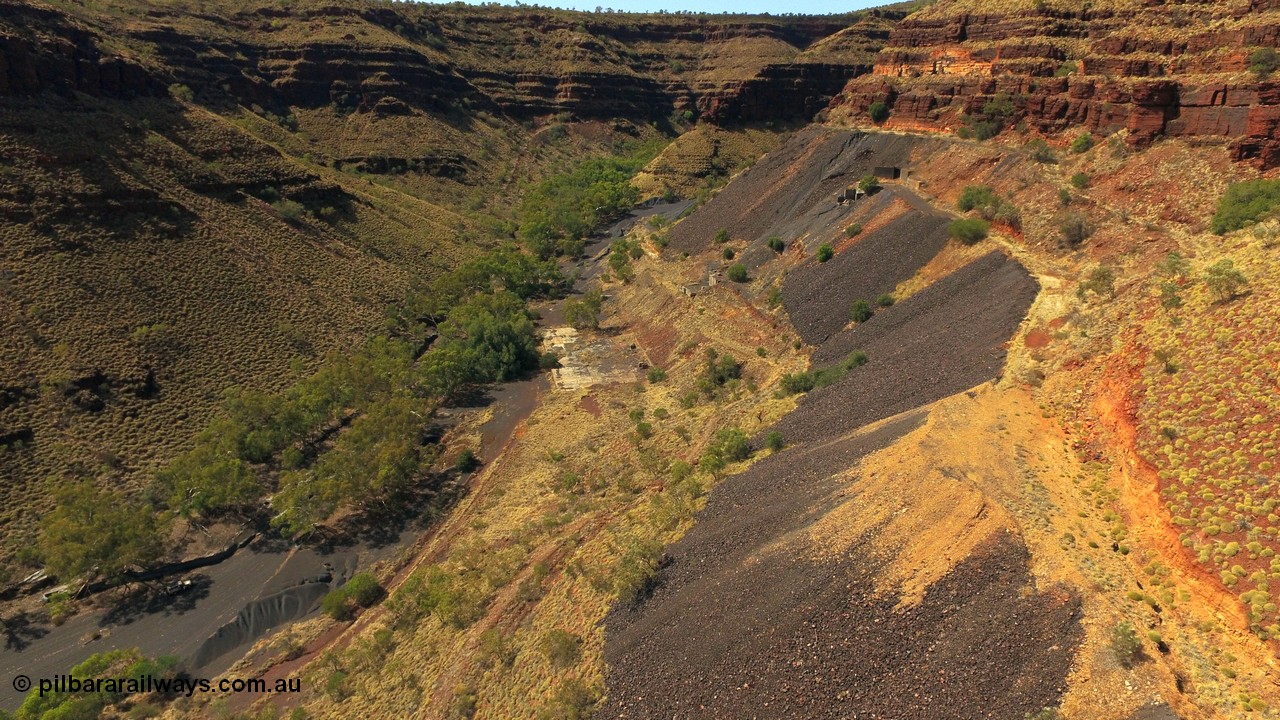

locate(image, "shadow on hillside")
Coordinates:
1 612 48 651
98 574 212 628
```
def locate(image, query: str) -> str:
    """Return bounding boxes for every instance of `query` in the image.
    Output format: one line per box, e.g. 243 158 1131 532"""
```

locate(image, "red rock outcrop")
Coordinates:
829 0 1280 168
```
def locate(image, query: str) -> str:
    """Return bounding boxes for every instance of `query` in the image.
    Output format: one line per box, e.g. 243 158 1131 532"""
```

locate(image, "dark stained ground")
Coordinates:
601 129 1075 719
781 196 951 346
601 417 1082 720
774 250 1039 446
664 127 950 263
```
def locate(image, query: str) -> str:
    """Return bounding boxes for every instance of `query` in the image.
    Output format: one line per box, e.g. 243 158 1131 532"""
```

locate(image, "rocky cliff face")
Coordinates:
827 0 1280 168
0 2 160 97
0 1 895 126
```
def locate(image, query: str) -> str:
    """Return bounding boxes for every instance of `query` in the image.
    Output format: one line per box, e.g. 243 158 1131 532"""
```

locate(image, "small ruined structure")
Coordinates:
873 166 903 180
836 186 867 205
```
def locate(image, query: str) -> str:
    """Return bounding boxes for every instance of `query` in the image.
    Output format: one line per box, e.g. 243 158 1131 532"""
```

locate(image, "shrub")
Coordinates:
1080 266 1115 299
722 247 735 260
957 185 999 213
710 427 751 462
1070 172 1090 189
868 100 890 123
538 678 600 720
1204 259 1248 302
1109 621 1144 667
646 367 667 383
168 83 194 102
726 263 748 283
949 218 990 245
541 630 583 668
453 684 478 718
564 288 603 330
994 202 1022 229
850 299 873 323
455 449 479 473
714 228 731 244
767 236 785 252
1054 60 1077 77
764 431 784 452
877 293 895 307
816 244 834 262
858 175 881 193
539 351 561 369
272 199 307 222
1059 188 1073 206
779 351 867 395
1070 133 1095 154
1058 213 1093 247
1026 138 1057 163
1249 47 1279 77
1156 251 1191 277
322 573 385 619
958 93 1015 140
1210 179 1280 234
958 185 1021 229
697 351 742 396
612 538 663 604
844 223 863 238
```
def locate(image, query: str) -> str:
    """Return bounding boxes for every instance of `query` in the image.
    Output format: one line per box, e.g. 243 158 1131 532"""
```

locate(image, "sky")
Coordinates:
421 0 887 15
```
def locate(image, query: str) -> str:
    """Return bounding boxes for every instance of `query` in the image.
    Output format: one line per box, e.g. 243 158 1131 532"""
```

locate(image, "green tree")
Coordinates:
816 244 834 262
272 397 427 536
767 236 785 253
159 426 262 517
40 481 166 580
564 288 603 330
709 427 751 462
420 291 540 399
1210 179 1280 234
858 174 881 193
1204 259 1248 302
1070 172 1090 189
714 228 731 244
868 100 889 123
1156 251 1191 278
726 263 748 282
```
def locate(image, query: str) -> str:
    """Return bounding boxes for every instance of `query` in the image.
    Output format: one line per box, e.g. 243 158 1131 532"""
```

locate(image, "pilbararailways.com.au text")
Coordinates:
22 674 301 698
